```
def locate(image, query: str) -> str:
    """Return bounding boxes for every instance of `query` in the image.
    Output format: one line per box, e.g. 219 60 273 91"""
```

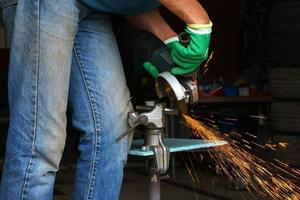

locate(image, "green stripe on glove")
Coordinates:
143 61 160 78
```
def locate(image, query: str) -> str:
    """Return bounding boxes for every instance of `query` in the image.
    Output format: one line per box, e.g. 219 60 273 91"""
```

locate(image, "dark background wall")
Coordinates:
201 0 243 78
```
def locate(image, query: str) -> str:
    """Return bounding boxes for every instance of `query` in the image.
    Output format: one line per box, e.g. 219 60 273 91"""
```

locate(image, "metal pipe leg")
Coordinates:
149 174 161 200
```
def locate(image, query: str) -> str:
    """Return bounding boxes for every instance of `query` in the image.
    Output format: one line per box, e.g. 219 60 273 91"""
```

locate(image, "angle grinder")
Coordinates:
135 30 199 113
155 71 198 113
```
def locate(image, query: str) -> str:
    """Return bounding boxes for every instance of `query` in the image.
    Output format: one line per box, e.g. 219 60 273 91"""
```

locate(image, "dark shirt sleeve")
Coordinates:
80 0 161 16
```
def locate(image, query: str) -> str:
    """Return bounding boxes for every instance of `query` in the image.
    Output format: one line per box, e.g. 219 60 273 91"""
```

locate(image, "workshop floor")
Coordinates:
53 161 260 200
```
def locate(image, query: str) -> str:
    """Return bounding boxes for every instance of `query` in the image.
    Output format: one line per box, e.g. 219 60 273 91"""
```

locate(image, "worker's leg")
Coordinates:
68 13 133 200
0 0 79 199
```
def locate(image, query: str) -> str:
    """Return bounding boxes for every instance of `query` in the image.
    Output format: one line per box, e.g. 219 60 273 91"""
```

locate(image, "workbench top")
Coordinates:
129 138 227 157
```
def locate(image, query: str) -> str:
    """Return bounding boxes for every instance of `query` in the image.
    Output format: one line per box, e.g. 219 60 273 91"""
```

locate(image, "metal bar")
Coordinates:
169 101 176 178
149 174 160 200
115 122 138 143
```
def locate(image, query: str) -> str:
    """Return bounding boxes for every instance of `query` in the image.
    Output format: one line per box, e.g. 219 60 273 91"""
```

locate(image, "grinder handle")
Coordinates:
134 31 191 74
134 31 174 73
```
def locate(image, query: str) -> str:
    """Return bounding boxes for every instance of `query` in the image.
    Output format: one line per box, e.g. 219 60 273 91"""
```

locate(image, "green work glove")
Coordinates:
165 22 212 75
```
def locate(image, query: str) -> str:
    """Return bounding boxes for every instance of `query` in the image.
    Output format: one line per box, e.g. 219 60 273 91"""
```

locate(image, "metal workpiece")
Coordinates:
136 105 179 116
164 107 180 116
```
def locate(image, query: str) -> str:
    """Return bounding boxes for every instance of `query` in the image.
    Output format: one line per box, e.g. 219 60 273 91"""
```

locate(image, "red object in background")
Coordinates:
198 87 206 97
198 85 223 97
0 49 10 70
249 86 258 96
249 85 271 97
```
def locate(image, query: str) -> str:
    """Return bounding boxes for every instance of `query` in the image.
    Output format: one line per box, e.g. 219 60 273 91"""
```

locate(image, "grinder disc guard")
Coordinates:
155 72 199 105
155 72 187 102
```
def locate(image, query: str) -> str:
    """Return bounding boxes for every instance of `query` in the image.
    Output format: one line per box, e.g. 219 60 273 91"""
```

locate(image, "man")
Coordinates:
0 0 211 199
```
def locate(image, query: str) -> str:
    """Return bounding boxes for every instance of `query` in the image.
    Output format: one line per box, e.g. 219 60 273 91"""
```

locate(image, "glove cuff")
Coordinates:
186 21 213 34
187 21 213 29
186 27 212 34
164 36 179 45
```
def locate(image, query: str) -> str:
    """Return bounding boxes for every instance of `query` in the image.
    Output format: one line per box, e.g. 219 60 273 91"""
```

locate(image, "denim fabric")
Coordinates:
0 0 133 199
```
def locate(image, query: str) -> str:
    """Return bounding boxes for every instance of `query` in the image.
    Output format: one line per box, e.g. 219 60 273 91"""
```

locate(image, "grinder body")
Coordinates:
134 30 199 111
135 31 174 73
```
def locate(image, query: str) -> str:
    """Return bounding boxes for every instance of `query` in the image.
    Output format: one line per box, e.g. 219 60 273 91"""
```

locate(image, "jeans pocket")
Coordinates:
0 0 17 9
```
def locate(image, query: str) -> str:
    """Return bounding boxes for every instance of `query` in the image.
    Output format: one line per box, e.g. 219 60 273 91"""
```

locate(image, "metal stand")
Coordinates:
122 72 226 200
121 103 172 200
149 173 161 200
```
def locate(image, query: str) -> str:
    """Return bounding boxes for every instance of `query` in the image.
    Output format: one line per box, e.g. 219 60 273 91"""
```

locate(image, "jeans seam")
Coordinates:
20 0 40 199
73 43 101 200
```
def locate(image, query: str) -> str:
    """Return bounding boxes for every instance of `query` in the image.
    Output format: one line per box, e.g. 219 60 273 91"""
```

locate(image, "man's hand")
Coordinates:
143 24 212 77
128 0 212 77
128 9 176 78
165 23 212 75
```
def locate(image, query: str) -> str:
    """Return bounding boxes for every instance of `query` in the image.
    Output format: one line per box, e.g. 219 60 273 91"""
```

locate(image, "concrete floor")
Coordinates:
3 153 298 200
0 127 261 200
0 157 258 200
53 161 261 200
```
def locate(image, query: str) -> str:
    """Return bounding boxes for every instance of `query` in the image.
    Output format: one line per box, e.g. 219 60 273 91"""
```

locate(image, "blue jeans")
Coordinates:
0 0 133 199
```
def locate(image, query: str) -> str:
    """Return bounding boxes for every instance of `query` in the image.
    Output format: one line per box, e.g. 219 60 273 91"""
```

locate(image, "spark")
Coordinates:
203 51 214 75
278 142 289 149
265 143 277 151
182 114 300 200
250 142 265 149
224 117 238 122
241 139 250 145
249 115 267 120
217 121 235 126
244 132 257 139
228 131 242 139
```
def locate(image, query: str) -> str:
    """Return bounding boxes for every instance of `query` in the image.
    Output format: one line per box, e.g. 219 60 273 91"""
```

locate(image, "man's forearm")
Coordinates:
127 9 177 41
159 0 210 24
127 0 210 41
